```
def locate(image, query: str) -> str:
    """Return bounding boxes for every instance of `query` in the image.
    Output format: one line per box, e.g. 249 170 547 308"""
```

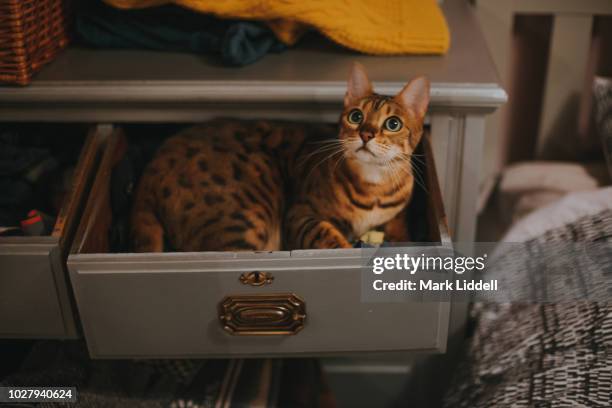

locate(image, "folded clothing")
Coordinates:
76 1 286 66
103 0 450 55
0 126 83 235
0 133 55 229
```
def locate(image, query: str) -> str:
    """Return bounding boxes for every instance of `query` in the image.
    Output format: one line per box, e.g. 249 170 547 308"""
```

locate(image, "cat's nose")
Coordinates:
359 131 375 144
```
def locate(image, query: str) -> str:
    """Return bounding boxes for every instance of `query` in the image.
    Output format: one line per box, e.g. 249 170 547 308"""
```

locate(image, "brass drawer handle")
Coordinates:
218 293 306 336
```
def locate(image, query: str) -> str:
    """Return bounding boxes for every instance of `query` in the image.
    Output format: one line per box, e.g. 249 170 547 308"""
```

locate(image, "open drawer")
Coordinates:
0 126 105 338
68 125 450 358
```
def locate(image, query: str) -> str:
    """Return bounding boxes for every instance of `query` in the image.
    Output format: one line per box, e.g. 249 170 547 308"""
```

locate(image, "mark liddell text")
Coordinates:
373 279 498 292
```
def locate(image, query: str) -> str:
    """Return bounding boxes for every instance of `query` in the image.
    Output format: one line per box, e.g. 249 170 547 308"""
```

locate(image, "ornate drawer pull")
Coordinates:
218 293 306 336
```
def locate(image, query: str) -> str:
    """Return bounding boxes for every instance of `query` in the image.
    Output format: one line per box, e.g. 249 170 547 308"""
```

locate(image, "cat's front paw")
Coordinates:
308 221 353 249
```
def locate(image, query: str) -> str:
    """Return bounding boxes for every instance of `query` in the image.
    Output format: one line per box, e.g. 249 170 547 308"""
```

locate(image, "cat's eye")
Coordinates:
347 109 364 124
384 116 403 132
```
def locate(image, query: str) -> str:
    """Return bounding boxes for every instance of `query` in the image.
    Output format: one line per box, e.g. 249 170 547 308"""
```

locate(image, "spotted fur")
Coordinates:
131 63 430 252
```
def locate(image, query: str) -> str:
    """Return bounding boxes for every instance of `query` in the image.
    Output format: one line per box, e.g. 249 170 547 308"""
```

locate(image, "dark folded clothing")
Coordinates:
0 127 82 231
0 135 53 227
0 141 49 177
76 1 287 66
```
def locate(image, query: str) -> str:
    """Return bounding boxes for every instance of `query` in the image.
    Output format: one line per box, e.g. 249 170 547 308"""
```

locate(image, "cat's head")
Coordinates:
339 62 430 169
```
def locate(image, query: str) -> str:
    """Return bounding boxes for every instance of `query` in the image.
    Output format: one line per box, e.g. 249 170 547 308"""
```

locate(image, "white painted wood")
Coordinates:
0 240 68 338
1 81 506 107
456 115 486 244
430 114 453 203
0 83 506 123
430 113 485 347
430 113 463 238
429 113 487 244
68 253 449 358
537 14 594 157
428 112 486 352
0 129 104 339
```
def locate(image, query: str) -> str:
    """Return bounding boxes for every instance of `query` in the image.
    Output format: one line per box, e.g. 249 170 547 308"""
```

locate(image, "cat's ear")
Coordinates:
396 76 430 119
344 62 373 106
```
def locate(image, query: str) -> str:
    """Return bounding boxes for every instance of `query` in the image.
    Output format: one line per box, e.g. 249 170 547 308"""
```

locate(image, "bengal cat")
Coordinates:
131 63 430 252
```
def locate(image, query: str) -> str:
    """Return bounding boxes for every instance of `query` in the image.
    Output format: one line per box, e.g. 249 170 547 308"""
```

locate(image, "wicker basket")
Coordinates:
0 0 70 85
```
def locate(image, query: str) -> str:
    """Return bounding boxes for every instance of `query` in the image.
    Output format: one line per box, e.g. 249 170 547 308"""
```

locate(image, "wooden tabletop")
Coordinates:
0 0 506 121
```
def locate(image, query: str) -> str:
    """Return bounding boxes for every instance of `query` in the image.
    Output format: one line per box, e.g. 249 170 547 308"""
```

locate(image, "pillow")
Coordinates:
496 162 609 228
501 186 612 242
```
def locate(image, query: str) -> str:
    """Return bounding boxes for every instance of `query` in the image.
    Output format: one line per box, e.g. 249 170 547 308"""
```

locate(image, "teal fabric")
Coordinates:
76 1 286 66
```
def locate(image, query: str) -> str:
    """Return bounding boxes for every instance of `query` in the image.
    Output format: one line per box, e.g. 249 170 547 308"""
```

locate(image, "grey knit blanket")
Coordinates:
445 208 612 407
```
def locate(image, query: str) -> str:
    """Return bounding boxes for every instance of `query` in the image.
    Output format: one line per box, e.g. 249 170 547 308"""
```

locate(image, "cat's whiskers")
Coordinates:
406 154 426 167
386 158 406 191
394 155 428 193
379 148 427 194
304 144 347 182
396 152 427 189
331 148 348 177
297 140 347 168
360 142 410 190
382 160 398 190
363 142 394 164
309 139 347 145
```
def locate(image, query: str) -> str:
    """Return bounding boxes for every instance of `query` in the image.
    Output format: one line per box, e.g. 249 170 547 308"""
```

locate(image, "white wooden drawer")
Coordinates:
68 127 450 358
0 127 104 338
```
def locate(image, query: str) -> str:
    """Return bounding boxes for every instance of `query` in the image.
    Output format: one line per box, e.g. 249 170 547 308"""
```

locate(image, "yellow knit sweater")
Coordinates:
103 0 450 55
